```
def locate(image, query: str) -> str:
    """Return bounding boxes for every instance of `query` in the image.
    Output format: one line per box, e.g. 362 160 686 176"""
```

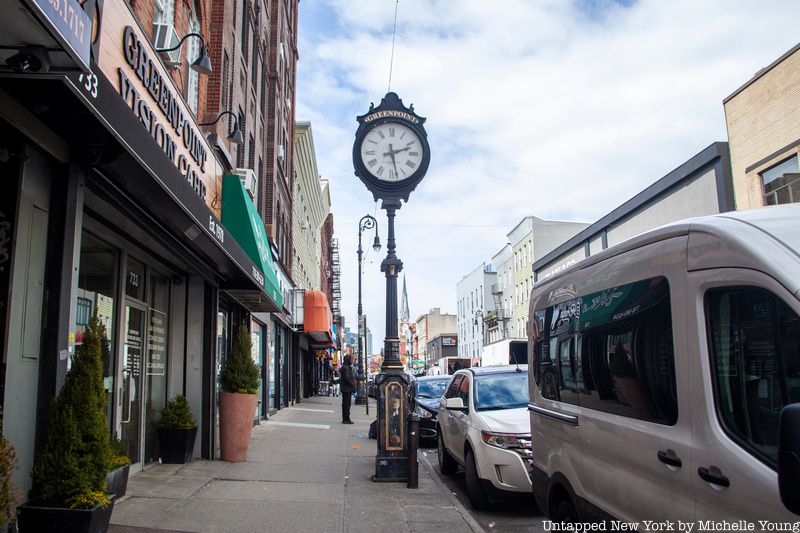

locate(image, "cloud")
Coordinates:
297 0 799 347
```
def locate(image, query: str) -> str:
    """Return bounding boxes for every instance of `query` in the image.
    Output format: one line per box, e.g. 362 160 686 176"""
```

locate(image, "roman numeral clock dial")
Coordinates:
359 122 423 182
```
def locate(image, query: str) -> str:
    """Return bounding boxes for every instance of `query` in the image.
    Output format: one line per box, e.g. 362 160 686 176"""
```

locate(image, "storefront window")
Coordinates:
144 271 169 463
251 320 264 420
75 232 118 432
279 328 287 407
269 319 276 409
215 307 229 456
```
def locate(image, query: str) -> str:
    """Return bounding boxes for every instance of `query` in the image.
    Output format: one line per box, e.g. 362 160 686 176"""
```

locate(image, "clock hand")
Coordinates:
387 144 399 175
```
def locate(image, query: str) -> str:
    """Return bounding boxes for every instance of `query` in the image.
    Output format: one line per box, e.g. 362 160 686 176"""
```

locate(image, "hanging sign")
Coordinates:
24 0 92 71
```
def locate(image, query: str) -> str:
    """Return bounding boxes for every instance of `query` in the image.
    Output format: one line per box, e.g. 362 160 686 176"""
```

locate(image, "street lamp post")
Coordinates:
356 214 381 407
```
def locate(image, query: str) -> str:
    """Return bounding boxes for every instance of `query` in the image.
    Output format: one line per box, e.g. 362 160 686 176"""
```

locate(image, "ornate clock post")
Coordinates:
352 92 430 481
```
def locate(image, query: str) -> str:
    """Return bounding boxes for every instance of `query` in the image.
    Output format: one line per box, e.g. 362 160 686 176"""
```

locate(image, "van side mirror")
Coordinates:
779 403 800 515
445 397 468 412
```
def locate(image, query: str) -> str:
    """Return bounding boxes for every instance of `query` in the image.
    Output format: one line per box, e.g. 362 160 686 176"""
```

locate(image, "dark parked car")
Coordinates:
412 375 452 447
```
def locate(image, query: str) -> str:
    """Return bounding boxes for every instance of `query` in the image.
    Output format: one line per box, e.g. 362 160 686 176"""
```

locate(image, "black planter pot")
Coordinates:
158 426 198 464
105 464 130 501
17 498 115 533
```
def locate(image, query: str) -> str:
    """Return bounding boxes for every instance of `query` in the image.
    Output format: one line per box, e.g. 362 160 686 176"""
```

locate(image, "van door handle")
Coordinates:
698 466 730 487
657 450 682 468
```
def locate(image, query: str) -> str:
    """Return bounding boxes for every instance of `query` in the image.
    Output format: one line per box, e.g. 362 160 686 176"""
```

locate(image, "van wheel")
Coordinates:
465 449 490 510
555 497 577 523
438 431 457 475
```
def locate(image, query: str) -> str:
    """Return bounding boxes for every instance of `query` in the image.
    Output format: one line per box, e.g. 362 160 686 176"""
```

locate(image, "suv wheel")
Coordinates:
555 497 577 523
437 430 457 475
464 448 489 510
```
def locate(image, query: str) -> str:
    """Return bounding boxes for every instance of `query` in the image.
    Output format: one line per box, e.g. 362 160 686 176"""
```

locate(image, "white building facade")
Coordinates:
456 263 496 360
292 122 327 292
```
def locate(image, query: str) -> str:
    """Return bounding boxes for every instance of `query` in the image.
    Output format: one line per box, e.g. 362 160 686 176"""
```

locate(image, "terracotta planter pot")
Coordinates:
219 392 257 462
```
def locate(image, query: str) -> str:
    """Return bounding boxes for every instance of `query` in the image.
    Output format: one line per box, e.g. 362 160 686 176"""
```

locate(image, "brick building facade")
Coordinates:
130 0 212 120
724 42 800 209
262 0 299 276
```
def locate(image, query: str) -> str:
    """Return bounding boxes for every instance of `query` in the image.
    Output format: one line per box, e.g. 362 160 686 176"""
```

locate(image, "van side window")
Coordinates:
707 287 800 467
533 276 678 424
557 336 580 405
579 297 677 424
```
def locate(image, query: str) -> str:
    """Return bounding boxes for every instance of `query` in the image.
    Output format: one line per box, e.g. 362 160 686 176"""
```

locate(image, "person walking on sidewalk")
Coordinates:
340 354 356 424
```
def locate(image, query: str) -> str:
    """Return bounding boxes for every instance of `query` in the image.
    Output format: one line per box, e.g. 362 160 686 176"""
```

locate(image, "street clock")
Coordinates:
353 92 430 203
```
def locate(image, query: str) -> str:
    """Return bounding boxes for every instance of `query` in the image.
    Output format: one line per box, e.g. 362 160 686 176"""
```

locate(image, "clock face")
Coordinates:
359 122 424 182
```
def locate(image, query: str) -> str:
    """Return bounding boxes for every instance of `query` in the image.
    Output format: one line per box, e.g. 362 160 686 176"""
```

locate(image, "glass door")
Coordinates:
120 302 147 467
143 271 170 464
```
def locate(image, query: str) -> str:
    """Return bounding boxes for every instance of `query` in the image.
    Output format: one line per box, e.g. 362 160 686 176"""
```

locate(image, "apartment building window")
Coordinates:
761 155 799 205
257 156 263 211
248 134 255 169
236 108 245 167
154 0 165 23
251 37 259 86
241 1 249 54
222 51 230 110
260 61 267 111
157 0 174 24
185 8 200 114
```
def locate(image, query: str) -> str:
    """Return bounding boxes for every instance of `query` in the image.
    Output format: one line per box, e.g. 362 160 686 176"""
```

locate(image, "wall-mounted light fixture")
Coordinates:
155 32 212 75
5 46 50 73
200 110 244 145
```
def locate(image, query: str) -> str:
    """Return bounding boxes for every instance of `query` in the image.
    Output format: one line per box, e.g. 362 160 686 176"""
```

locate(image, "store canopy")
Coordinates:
304 290 334 347
221 174 282 311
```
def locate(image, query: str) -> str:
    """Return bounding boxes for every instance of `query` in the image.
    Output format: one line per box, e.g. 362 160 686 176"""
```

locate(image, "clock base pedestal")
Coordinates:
373 369 411 482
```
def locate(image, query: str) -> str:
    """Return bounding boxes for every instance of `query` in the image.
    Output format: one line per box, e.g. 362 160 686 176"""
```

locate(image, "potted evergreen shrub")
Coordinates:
17 313 115 533
0 408 19 533
158 395 198 464
105 434 130 502
219 321 259 462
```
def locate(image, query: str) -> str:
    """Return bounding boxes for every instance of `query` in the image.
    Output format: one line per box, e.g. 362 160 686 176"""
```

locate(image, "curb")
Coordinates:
418 449 486 533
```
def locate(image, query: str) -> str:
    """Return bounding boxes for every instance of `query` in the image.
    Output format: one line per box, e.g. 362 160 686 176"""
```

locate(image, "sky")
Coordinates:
294 0 800 351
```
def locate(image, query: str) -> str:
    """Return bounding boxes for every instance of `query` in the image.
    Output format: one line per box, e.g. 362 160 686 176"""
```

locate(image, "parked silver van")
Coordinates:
527 205 800 523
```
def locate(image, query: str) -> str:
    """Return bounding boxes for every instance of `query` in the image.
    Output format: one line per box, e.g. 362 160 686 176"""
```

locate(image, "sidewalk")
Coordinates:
109 394 484 533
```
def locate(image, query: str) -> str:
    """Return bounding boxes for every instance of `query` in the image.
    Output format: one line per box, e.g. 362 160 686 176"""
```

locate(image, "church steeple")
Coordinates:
400 274 410 321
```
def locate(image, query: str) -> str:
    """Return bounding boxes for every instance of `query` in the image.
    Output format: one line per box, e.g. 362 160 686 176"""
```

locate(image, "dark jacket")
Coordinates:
340 355 356 393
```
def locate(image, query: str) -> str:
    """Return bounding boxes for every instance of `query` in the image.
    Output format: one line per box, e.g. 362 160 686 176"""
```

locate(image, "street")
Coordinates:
419 446 546 533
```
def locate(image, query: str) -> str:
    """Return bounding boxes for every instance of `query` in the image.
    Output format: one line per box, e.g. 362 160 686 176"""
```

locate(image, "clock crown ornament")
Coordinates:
353 92 430 204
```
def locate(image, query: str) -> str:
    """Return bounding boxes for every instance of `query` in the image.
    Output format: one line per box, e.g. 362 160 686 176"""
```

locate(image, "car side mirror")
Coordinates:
779 403 800 515
445 397 468 412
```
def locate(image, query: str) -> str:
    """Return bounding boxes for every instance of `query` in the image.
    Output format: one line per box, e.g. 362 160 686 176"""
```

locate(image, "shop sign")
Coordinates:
24 0 92 71
147 309 166 376
442 336 457 346
120 26 209 200
88 3 223 218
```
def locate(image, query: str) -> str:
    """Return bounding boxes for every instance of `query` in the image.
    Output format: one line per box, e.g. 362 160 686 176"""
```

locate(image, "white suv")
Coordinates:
437 365 532 509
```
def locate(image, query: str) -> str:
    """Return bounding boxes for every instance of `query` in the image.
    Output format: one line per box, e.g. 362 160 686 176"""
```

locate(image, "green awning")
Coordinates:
221 174 283 310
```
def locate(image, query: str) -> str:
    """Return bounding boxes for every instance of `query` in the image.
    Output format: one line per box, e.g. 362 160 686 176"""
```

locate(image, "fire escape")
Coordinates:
488 283 509 340
330 238 342 331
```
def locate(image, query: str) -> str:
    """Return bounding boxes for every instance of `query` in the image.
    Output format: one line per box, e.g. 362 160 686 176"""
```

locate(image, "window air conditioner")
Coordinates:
153 23 182 67
277 144 285 161
233 168 258 200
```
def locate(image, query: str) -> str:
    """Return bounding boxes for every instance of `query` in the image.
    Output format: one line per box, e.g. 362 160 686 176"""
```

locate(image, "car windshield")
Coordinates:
416 378 450 399
474 371 529 411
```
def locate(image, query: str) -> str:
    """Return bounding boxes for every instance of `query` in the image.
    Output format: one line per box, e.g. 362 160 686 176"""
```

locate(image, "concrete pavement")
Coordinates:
109 394 484 533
